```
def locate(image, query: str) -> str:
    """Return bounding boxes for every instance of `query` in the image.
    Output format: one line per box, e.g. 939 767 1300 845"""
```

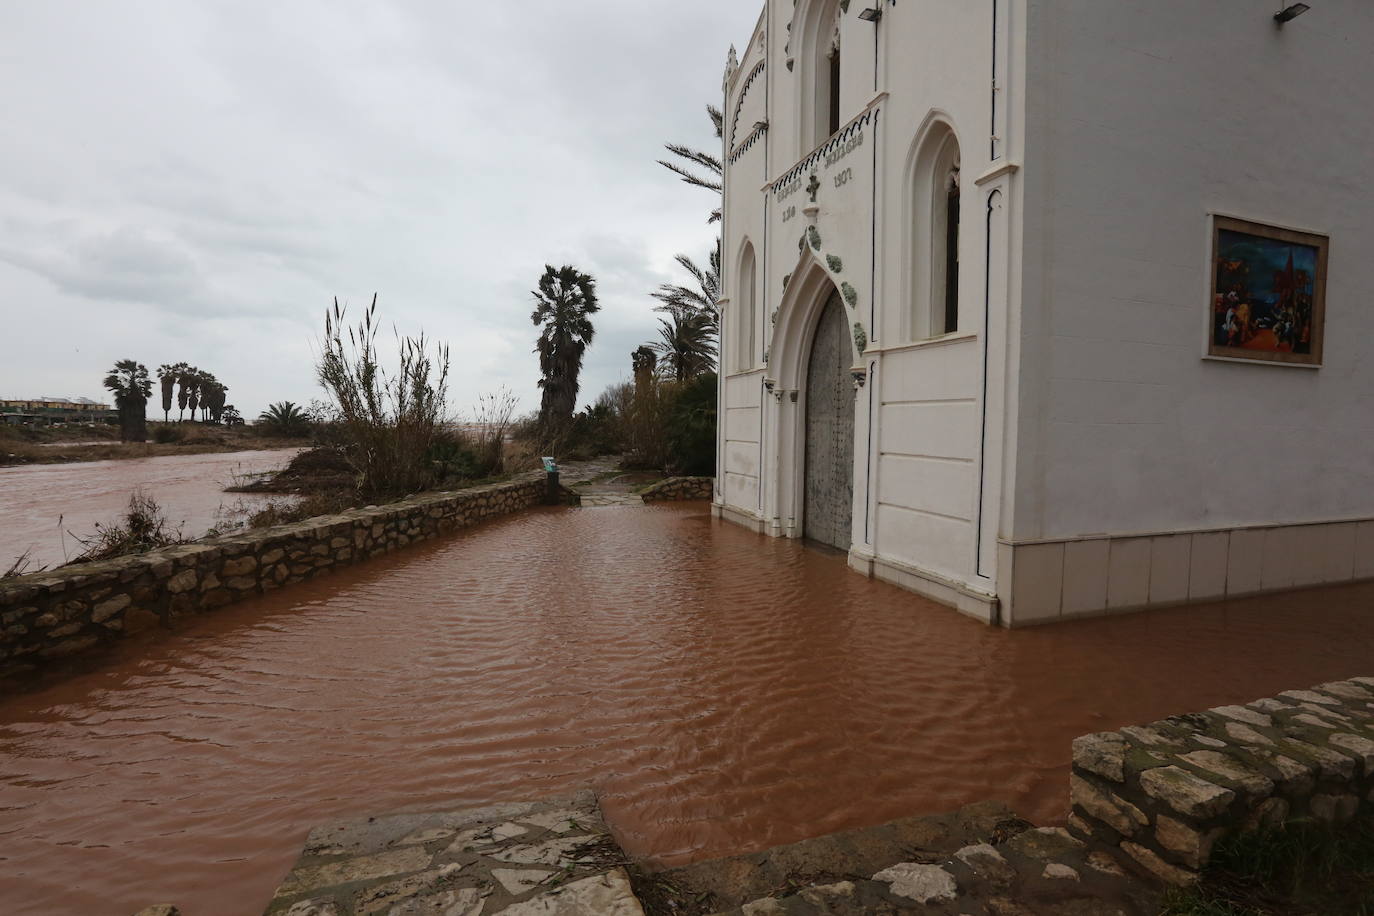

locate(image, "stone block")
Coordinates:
1211 706 1272 728
1140 767 1235 819
1242 797 1289 832
1155 815 1219 869
91 594 132 623
1309 793 1360 824
1120 842 1198 887
260 548 286 565
221 556 257 577
1329 733 1374 775
1073 732 1126 782
872 863 958 904
1177 751 1275 796
166 570 198 594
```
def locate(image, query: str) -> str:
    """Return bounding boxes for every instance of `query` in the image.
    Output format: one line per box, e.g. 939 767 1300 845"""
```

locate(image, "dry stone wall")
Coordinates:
0 477 548 680
639 477 714 502
1068 678 1374 885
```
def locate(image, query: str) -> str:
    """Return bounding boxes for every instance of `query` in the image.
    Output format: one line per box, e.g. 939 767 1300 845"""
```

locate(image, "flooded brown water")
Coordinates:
2 503 1372 915
0 449 299 570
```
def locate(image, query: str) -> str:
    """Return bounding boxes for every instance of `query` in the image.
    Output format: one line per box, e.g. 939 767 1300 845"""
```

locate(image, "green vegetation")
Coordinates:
257 401 311 438
103 359 152 443
317 295 451 499
1162 819 1374 916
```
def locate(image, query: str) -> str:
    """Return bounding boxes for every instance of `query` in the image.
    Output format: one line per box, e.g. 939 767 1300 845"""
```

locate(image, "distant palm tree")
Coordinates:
658 105 724 224
653 307 718 383
175 364 197 422
103 359 152 442
531 265 599 432
155 364 176 423
257 401 310 436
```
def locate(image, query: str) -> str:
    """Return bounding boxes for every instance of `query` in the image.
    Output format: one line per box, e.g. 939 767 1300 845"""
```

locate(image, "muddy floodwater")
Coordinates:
2 504 1373 914
0 449 299 570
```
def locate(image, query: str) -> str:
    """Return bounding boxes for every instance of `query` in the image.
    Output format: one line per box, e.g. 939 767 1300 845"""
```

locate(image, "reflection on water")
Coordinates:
0 449 299 569
1 503 1372 915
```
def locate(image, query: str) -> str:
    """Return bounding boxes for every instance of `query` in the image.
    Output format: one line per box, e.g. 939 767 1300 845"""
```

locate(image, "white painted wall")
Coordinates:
1016 0 1374 543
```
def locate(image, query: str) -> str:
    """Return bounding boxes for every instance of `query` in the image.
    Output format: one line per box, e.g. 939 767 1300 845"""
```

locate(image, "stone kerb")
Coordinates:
639 476 714 503
0 477 547 680
1068 678 1374 885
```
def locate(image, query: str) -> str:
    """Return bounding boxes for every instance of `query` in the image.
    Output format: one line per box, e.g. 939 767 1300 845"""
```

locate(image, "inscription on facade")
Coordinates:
776 175 803 202
824 130 864 169
833 167 853 189
781 205 797 223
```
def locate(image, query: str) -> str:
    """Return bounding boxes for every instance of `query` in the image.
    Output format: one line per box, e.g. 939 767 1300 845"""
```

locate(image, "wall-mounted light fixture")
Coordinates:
857 7 883 22
1274 3 1311 24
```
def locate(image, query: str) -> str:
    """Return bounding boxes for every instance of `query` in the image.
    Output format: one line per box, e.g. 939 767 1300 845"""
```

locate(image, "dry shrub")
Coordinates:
317 295 450 499
246 491 359 529
68 491 187 564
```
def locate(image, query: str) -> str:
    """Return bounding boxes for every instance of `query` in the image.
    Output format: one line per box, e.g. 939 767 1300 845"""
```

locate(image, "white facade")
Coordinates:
715 0 1374 626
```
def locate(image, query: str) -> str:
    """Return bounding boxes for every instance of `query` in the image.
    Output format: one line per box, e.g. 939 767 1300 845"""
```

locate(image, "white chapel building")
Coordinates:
713 0 1374 626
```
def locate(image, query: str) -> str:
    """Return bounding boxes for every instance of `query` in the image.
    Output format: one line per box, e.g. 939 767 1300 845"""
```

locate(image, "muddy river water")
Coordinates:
0 450 299 571
2 503 1373 914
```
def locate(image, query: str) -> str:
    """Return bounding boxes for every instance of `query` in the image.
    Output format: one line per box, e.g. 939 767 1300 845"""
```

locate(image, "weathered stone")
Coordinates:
1282 739 1357 780
1006 826 1084 861
1070 774 1148 836
1292 714 1339 730
1121 725 1176 747
225 576 257 591
1309 793 1360 824
491 822 529 841
740 900 786 916
1120 842 1198 887
284 898 342 916
1315 681 1374 700
1140 766 1235 819
91 594 132 622
354 863 466 914
1155 815 1219 869
490 869 643 915
518 808 585 833
261 548 286 565
1042 863 1079 881
1224 722 1275 746
1084 851 1126 877
130 906 179 916
199 573 222 593
1279 689 1340 707
488 835 597 866
1212 705 1272 728
954 844 1015 886
33 612 60 628
166 570 198 594
1191 735 1227 748
873 863 958 904
1329 732 1374 774
1243 797 1289 832
492 867 556 895
1178 751 1275 796
388 888 483 916
1072 732 1126 782
797 882 856 908
275 847 431 896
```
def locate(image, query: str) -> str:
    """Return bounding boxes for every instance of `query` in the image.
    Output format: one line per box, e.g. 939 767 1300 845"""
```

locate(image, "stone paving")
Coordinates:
262 791 643 916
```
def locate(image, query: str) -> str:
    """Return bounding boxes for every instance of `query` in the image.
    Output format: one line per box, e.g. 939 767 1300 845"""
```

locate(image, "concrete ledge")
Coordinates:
713 503 768 534
867 553 1000 625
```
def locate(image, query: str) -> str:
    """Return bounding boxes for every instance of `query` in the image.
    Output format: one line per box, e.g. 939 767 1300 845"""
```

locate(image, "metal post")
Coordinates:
542 457 560 505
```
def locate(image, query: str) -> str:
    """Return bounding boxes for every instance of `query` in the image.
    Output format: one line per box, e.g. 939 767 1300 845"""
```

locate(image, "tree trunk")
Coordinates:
118 396 148 442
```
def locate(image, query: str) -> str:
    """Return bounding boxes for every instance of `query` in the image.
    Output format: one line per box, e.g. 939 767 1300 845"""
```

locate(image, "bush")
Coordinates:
665 372 716 476
150 424 183 444
317 296 450 498
68 491 187 564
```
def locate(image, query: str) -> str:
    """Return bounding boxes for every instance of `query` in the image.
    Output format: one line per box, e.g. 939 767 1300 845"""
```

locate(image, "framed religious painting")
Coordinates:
1209 215 1328 366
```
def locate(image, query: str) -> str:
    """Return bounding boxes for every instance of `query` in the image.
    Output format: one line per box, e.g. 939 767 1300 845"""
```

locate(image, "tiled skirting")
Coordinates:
1001 519 1374 627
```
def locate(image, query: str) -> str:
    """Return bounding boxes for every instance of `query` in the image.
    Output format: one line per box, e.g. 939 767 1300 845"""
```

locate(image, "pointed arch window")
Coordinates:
909 126 963 339
739 242 758 371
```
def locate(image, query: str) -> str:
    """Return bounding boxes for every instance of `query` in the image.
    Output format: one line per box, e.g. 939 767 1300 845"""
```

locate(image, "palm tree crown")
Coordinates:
658 105 724 224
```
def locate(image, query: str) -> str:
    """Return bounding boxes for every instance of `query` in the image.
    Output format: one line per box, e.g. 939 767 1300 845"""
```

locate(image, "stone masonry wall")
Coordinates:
0 477 548 680
639 477 714 502
1069 678 1374 885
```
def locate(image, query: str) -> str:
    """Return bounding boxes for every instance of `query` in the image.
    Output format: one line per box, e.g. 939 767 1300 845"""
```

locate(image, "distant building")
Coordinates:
1 396 116 425
715 1 1372 626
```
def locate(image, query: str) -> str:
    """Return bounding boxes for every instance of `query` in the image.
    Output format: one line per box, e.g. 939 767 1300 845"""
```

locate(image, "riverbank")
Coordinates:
0 423 308 466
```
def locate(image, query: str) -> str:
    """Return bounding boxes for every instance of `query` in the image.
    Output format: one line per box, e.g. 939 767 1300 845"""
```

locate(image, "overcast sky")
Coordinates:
0 1 760 421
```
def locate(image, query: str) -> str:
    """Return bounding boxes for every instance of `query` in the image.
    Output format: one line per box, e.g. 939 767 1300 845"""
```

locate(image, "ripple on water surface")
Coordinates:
2 503 1374 915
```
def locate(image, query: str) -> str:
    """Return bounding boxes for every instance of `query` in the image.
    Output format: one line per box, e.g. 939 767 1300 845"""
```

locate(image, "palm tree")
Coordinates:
531 265 599 432
103 360 152 442
653 306 718 383
155 364 176 423
175 364 197 422
658 105 724 224
257 401 310 436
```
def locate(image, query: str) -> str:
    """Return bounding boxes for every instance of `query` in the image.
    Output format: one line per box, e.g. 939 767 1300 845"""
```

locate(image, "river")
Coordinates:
0 449 300 571
1 503 1372 914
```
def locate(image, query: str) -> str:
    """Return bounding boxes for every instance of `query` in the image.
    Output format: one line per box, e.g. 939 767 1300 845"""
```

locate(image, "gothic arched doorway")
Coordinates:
803 290 854 549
